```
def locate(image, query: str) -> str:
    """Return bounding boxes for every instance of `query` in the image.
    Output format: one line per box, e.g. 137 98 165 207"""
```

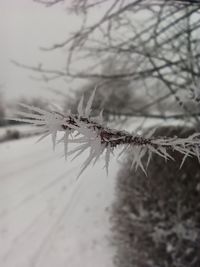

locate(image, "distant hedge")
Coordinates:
112 126 200 267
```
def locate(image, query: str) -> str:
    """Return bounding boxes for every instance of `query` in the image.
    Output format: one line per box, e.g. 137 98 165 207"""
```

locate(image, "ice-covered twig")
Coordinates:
11 91 200 176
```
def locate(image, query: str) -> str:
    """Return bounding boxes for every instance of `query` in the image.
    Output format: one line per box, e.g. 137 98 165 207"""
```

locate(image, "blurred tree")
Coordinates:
0 90 5 126
15 0 199 125
63 57 148 122
16 97 50 118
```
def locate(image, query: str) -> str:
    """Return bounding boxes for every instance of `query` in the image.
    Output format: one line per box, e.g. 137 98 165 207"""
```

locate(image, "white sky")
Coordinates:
0 0 150 104
0 0 81 102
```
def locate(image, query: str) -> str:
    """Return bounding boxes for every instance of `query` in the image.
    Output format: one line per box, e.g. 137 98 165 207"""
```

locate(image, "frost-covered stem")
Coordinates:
11 90 200 176
63 114 152 148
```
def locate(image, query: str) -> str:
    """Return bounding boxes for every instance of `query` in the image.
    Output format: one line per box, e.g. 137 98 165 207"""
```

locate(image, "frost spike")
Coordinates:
131 147 141 170
104 144 111 175
147 149 152 167
180 151 191 169
18 103 48 115
51 130 57 151
97 109 104 124
118 144 129 158
36 131 50 143
64 130 70 160
145 127 157 139
85 87 96 117
158 147 174 161
8 117 45 125
77 150 96 179
77 96 84 116
93 144 106 166
71 143 90 161
14 111 44 120
194 146 200 163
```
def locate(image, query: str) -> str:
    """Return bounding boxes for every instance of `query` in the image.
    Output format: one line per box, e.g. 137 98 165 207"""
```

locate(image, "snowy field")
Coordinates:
0 135 119 267
0 118 185 267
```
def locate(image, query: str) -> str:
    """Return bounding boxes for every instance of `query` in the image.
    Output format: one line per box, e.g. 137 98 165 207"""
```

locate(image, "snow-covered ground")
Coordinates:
0 135 119 267
0 118 186 267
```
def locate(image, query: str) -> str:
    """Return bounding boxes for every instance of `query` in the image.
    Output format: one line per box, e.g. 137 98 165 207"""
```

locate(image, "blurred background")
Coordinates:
1 1 200 267
1 0 200 135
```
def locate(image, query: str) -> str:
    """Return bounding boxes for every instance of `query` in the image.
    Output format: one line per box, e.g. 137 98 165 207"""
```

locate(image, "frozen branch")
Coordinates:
11 90 200 176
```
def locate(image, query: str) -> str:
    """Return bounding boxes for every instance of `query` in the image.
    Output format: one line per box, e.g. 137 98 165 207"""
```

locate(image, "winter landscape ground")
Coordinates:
0 129 119 267
0 119 189 267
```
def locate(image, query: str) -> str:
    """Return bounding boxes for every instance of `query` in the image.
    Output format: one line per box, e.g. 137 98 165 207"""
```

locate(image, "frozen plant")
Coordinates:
12 89 200 176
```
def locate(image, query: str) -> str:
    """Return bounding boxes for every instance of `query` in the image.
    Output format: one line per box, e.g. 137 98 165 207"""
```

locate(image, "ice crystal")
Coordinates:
11 90 200 176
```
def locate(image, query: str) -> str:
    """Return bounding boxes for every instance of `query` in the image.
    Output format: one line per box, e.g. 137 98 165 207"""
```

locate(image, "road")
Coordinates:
0 135 118 267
